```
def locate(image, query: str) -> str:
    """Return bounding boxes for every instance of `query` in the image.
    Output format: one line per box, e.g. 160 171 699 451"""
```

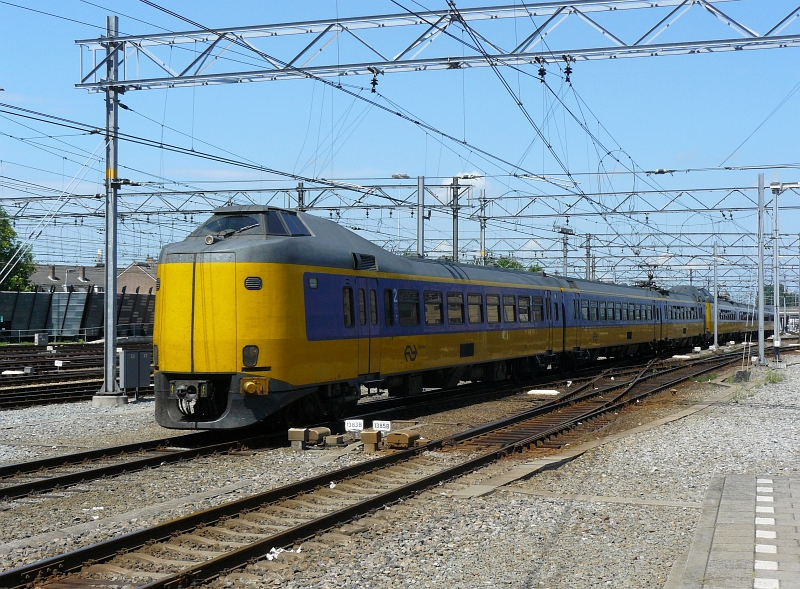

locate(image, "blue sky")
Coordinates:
2 1 800 298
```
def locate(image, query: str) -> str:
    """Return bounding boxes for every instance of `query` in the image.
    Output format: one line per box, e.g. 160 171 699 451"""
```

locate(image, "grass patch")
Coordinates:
691 372 718 383
765 369 784 385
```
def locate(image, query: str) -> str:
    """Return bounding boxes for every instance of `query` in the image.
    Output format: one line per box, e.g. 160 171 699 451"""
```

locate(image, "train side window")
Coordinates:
599 301 607 321
424 291 444 326
553 301 559 321
503 295 517 322
589 300 598 321
487 295 501 324
635 304 641 321
581 300 589 321
468 293 484 323
607 302 614 321
447 292 465 325
384 289 394 326
279 211 311 236
622 304 628 321
629 304 635 321
518 296 530 322
398 289 420 326
343 287 355 328
616 302 622 320
358 289 367 325
533 296 544 321
264 210 289 236
369 289 378 325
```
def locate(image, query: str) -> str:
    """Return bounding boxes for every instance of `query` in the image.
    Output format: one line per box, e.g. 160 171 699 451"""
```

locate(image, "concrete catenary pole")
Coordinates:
96 15 123 403
713 242 718 349
758 174 766 364
452 177 459 262
416 176 424 257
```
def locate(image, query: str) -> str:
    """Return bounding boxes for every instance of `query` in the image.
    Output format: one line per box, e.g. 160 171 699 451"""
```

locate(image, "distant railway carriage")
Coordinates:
152 206 769 429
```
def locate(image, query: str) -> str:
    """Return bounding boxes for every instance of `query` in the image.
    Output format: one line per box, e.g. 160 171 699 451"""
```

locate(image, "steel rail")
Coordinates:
0 352 745 589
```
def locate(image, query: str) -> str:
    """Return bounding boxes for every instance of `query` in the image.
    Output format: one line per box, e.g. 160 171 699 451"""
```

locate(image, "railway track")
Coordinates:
0 351 741 589
0 358 643 501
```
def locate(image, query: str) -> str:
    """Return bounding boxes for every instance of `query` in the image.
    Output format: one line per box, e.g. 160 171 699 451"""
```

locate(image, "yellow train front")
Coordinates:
153 205 753 430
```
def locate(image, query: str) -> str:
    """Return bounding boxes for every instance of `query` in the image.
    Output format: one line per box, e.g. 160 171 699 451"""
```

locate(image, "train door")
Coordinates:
545 292 554 352
355 277 381 376
559 291 567 353
368 278 381 374
355 278 369 375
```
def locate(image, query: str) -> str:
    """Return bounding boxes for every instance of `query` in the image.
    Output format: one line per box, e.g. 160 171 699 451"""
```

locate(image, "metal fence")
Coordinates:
0 290 155 342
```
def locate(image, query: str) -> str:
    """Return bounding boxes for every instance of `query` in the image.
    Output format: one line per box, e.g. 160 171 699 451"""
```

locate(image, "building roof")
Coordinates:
29 259 158 293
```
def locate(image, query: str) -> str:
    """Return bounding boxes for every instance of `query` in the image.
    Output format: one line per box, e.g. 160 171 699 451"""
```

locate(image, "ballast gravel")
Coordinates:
4 358 800 588
215 361 800 589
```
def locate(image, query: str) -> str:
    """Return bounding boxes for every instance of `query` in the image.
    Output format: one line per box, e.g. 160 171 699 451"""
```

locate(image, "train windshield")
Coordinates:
192 211 311 238
194 214 264 236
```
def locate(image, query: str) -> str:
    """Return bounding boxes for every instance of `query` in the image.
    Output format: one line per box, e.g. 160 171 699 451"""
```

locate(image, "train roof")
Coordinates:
162 206 704 303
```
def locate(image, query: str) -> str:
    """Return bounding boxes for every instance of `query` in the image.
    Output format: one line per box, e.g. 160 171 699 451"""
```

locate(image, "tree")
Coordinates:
0 207 34 291
763 283 799 307
494 257 544 273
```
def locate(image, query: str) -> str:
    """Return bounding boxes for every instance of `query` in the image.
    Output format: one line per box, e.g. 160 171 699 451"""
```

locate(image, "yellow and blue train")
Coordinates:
153 206 770 429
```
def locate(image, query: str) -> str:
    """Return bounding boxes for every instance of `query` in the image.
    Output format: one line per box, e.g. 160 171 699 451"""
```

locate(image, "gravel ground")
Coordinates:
0 398 169 465
4 355 799 588
211 358 800 589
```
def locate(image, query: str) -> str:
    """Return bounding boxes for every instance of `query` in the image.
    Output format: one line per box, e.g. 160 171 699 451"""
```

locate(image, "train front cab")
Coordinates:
154 255 329 429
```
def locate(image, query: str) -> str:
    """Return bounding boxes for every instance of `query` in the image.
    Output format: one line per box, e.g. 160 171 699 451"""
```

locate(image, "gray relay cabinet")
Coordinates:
118 349 152 391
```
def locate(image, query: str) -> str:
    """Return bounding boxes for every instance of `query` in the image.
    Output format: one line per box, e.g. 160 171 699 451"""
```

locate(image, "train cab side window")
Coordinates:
370 289 378 325
358 289 367 325
343 287 355 328
279 211 311 236
503 295 517 322
424 291 444 326
264 210 289 236
487 295 501 324
518 296 530 322
589 300 598 321
581 300 589 321
533 296 545 322
468 293 484 323
398 290 420 326
599 301 607 321
447 292 465 325
384 289 394 326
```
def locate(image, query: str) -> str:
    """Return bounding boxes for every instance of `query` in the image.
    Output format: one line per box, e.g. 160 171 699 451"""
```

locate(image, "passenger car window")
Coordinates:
518 297 530 322
447 292 465 325
533 296 544 322
343 287 354 328
468 293 483 323
589 300 598 321
486 295 501 324
370 290 378 325
599 301 606 321
424 291 444 326
398 290 420 326
581 300 589 321
503 295 516 322
358 289 367 325
384 289 394 326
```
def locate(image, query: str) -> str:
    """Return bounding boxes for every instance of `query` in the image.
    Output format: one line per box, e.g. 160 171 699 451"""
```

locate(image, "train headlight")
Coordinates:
242 345 259 367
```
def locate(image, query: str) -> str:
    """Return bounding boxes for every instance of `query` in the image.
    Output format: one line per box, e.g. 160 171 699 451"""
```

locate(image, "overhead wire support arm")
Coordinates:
75 0 800 92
